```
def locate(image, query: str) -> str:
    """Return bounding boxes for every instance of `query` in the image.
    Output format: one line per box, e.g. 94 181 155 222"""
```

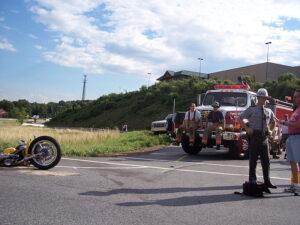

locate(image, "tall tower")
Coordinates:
82 74 87 101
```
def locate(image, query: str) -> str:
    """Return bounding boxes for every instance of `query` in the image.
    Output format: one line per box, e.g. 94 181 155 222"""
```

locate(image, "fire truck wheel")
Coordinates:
181 135 202 155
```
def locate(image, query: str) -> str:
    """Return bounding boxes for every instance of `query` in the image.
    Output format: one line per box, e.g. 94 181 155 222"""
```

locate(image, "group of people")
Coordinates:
182 88 300 194
182 101 224 149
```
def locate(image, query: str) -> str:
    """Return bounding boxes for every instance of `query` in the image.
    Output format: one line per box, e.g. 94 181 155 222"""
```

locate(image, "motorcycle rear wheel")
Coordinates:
28 136 61 170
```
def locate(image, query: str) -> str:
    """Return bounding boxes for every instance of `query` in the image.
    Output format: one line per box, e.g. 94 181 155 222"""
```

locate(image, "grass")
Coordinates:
0 122 169 156
0 118 18 126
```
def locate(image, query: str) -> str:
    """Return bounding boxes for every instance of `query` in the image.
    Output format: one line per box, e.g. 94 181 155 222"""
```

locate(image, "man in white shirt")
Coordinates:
182 103 201 143
183 103 201 123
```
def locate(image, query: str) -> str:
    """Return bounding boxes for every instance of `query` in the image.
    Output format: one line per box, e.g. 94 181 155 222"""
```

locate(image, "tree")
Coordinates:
10 107 27 124
278 73 296 83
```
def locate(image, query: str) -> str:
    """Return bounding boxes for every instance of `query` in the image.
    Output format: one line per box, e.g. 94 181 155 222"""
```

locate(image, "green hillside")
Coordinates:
47 78 225 129
47 74 300 130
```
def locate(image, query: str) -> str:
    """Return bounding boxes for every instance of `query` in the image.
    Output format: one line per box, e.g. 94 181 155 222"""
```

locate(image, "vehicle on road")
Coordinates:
166 111 185 141
0 136 61 169
151 114 173 134
177 84 293 158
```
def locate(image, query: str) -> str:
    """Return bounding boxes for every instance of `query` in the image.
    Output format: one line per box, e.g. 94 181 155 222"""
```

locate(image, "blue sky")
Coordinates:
0 0 300 103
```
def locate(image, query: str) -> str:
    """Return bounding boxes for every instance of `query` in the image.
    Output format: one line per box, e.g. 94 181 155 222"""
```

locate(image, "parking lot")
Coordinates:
0 146 299 225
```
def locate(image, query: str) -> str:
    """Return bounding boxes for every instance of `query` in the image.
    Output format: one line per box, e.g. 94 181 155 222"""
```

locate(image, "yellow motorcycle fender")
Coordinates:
3 147 16 154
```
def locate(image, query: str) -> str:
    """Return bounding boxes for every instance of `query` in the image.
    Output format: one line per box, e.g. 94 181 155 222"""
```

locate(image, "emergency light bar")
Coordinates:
214 84 250 90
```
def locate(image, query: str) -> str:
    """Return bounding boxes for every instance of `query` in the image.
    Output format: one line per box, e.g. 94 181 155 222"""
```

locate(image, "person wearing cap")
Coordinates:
280 89 300 194
180 103 201 143
239 88 277 189
202 101 224 150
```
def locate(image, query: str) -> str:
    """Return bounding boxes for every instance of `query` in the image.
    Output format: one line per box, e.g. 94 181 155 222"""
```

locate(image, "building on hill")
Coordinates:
0 109 7 118
157 70 208 81
158 62 300 82
208 62 300 82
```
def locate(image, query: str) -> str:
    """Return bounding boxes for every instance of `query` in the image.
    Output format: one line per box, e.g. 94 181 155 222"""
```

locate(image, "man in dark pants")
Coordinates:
203 101 224 150
239 88 277 189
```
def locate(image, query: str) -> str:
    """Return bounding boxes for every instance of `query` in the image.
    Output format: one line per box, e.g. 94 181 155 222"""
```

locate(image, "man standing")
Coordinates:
239 88 277 188
281 89 300 194
202 101 224 150
182 103 201 143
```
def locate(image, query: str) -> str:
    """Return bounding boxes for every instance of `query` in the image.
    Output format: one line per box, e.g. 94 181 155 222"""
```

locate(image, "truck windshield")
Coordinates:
203 92 248 107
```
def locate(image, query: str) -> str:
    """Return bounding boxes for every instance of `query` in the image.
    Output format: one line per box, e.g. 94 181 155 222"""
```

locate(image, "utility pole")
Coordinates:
147 72 151 87
82 74 87 101
265 41 272 81
173 98 176 114
198 58 203 77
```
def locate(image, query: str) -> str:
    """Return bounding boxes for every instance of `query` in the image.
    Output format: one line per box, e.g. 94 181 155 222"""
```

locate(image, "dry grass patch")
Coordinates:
0 124 168 156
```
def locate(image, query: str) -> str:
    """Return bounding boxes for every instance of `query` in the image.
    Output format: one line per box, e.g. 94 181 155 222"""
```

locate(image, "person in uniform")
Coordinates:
202 101 224 150
239 88 277 189
181 103 201 143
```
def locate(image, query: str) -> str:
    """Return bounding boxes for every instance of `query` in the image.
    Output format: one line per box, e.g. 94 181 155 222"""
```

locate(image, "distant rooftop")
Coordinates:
158 62 300 82
157 70 208 81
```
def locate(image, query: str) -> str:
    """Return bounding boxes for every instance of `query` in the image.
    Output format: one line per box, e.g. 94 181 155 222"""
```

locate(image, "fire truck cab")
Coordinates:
179 84 293 158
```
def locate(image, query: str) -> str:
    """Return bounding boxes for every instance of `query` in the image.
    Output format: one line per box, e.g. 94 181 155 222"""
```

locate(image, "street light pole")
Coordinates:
265 41 272 81
197 58 203 77
147 72 151 87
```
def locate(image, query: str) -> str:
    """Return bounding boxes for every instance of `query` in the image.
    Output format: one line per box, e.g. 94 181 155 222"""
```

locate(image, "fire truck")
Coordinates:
178 84 293 158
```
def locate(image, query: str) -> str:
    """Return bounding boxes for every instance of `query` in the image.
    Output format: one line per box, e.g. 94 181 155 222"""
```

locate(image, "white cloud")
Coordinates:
10 10 19 14
29 33 38 39
29 0 300 77
0 38 17 52
34 44 43 50
0 17 12 30
1 25 12 30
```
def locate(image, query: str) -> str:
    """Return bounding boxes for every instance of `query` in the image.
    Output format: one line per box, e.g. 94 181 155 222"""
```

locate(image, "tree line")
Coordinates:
0 99 92 122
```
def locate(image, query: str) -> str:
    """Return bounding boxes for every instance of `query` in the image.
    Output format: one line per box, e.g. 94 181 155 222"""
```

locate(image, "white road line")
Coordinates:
62 157 149 168
125 156 250 168
125 156 171 162
56 166 146 169
150 152 172 155
62 157 289 181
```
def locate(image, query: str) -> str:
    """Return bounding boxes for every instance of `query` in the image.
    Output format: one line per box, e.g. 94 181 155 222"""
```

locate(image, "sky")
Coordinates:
0 0 300 103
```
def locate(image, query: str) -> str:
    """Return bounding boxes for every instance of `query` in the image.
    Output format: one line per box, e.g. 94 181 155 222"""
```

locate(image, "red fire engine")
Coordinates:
177 84 293 158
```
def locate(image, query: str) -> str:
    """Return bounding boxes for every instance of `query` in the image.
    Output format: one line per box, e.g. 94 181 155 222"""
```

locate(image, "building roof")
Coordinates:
174 70 207 78
0 108 7 115
157 70 208 81
157 62 300 82
208 62 300 82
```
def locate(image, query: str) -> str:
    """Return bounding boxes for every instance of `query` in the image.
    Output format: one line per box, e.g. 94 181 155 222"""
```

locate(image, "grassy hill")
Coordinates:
47 78 225 129
47 74 300 130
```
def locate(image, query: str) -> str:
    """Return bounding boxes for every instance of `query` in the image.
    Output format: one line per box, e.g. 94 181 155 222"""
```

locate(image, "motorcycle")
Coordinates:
0 136 61 170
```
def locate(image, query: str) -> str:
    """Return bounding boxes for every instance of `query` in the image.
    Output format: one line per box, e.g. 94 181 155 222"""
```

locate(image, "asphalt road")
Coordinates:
0 146 299 225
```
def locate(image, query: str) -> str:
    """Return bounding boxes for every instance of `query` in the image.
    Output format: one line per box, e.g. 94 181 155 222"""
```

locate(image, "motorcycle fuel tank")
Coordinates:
3 147 16 154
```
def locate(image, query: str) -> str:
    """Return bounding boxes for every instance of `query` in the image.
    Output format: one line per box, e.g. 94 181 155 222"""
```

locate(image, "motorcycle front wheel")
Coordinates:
28 136 61 170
